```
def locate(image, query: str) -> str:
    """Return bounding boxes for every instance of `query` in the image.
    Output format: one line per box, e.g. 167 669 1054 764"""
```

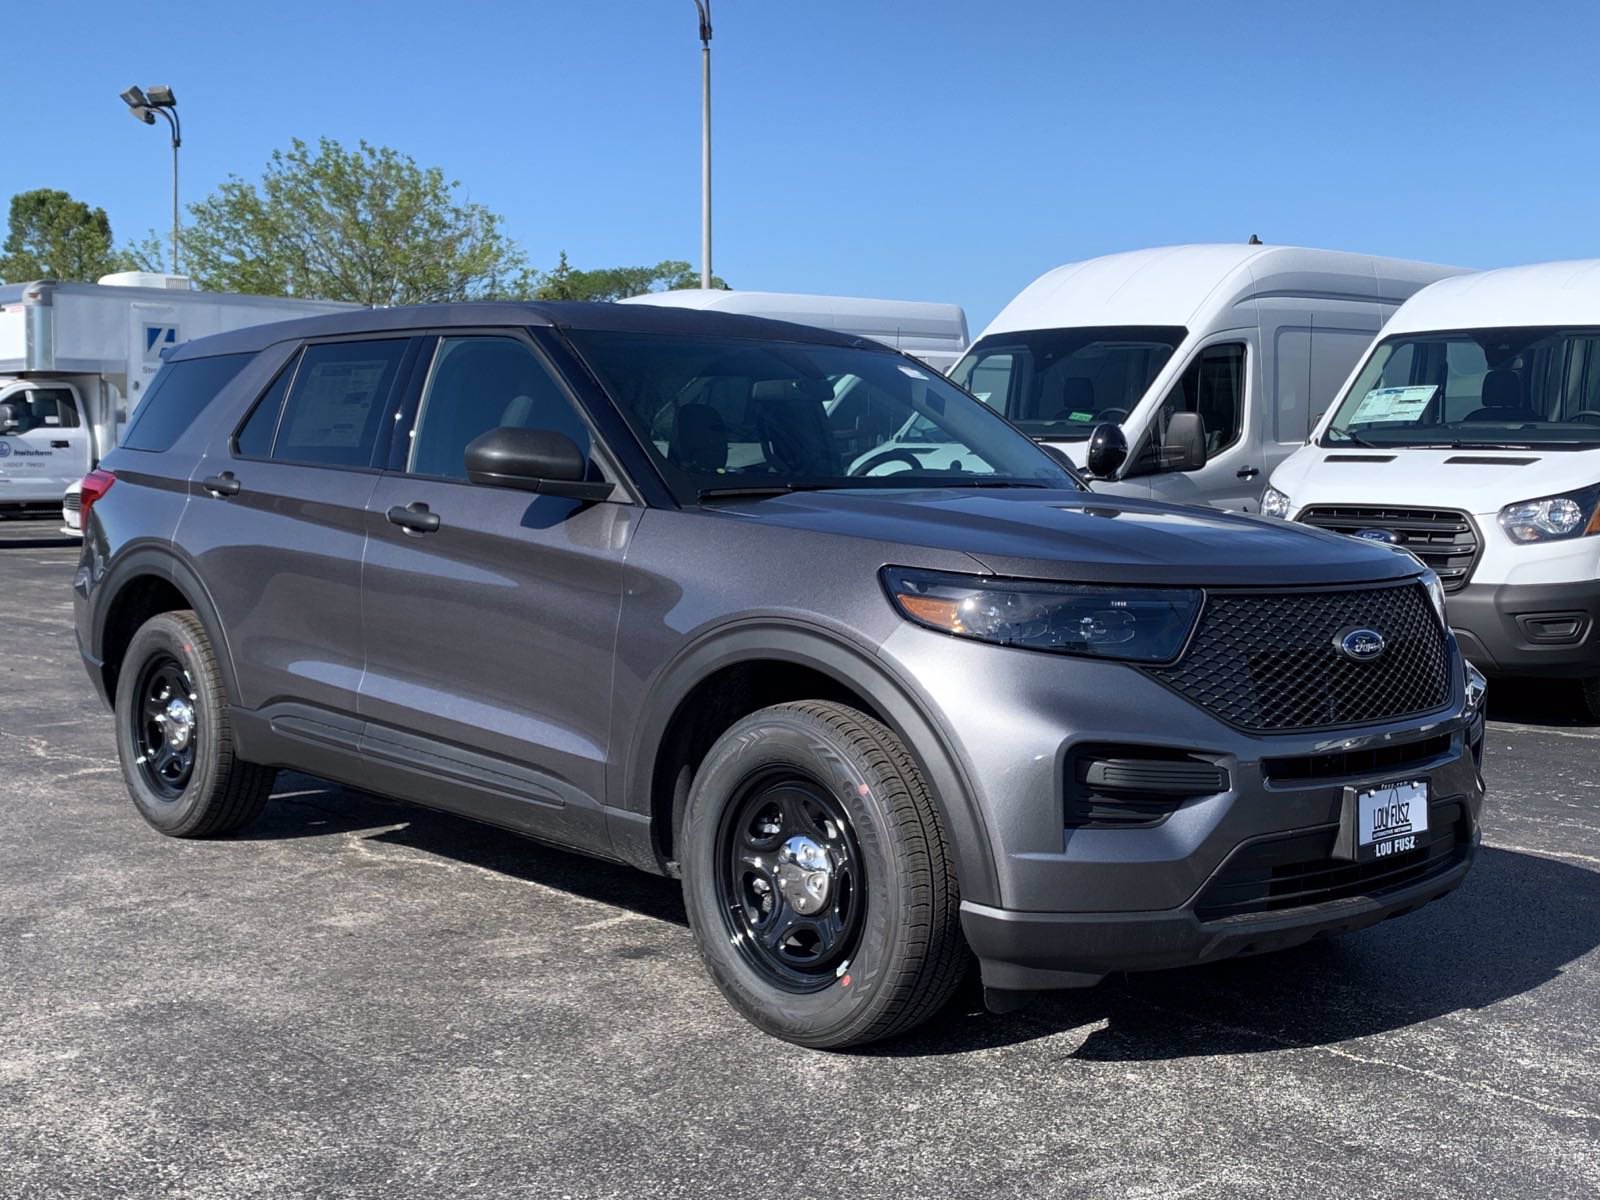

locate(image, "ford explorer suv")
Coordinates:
73 302 1489 1048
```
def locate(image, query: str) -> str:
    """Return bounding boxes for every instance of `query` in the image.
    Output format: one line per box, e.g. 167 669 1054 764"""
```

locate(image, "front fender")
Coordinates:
614 617 1002 908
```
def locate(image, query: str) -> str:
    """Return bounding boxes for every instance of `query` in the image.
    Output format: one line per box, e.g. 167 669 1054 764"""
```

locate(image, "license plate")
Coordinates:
1356 779 1429 862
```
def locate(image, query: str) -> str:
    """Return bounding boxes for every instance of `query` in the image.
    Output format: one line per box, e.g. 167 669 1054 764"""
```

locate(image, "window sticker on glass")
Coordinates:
898 365 929 380
1352 384 1437 423
1068 410 1094 422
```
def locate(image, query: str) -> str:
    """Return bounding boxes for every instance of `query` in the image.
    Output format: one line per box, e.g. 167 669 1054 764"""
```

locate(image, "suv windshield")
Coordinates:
948 326 1186 440
565 330 1080 502
1323 326 1600 449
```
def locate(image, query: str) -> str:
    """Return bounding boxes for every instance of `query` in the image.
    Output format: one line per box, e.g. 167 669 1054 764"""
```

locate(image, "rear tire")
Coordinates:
114 610 274 838
680 700 966 1048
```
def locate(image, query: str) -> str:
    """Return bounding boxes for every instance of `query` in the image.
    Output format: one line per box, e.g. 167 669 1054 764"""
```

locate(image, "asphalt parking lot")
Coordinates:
1 520 1596 1199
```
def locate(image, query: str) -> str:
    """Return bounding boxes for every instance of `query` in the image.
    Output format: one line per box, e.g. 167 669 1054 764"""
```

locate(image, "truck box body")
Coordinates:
0 275 358 510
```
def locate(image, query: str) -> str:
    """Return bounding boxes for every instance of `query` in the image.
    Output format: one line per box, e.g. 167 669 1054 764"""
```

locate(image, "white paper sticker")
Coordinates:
897 365 929 380
1352 384 1437 423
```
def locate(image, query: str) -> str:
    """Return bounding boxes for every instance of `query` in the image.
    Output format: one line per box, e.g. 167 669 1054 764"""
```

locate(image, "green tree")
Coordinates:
534 251 727 301
179 137 532 304
0 189 123 283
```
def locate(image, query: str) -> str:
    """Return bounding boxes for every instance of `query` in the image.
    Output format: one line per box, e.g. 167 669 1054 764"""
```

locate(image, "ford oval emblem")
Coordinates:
1353 528 1401 545
1336 627 1387 661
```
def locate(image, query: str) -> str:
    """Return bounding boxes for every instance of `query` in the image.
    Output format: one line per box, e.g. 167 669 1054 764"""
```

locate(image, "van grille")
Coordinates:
1143 582 1451 732
1297 505 1481 592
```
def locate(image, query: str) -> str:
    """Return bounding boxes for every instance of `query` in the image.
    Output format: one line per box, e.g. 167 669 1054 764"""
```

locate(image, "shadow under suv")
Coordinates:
74 302 1488 1048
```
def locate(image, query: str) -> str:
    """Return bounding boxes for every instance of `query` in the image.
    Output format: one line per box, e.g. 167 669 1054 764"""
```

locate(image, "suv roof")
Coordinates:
166 299 872 362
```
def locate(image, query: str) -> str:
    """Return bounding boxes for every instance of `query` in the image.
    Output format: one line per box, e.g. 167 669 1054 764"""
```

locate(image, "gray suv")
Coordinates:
74 303 1488 1048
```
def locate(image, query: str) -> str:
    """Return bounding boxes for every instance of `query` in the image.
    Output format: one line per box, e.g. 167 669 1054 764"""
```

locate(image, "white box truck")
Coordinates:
618 289 970 373
941 245 1469 510
0 272 358 513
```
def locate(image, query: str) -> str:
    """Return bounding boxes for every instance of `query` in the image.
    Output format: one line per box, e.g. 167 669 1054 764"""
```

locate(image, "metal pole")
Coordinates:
171 136 180 273
694 1 712 289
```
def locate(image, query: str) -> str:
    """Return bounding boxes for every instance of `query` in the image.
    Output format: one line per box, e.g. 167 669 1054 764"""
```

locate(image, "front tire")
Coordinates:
680 701 966 1048
114 610 275 837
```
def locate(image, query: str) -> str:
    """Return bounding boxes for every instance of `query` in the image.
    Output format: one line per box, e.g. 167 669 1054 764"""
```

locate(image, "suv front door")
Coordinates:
0 383 89 503
358 332 638 851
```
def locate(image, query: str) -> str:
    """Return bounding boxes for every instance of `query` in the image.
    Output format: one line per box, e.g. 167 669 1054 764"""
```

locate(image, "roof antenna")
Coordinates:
1247 233 1263 245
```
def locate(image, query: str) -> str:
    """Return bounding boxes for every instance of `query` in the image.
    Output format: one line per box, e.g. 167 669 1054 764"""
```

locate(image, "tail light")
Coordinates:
79 469 116 526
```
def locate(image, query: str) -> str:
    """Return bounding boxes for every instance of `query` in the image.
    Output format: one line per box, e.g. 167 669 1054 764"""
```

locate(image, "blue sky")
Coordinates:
8 1 1599 329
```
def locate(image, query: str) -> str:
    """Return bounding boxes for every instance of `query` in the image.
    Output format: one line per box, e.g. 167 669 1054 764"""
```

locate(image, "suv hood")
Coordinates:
708 487 1419 587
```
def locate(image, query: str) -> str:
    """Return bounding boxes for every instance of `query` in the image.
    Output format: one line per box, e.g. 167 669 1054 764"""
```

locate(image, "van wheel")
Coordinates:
1580 676 1600 722
680 701 966 1048
114 610 275 837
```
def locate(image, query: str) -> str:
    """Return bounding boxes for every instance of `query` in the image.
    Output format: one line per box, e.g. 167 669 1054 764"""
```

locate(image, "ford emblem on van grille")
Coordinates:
1337 627 1388 661
1354 528 1402 544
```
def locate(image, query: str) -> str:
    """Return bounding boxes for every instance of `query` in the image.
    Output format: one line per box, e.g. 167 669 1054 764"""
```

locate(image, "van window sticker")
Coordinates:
1352 384 1437 423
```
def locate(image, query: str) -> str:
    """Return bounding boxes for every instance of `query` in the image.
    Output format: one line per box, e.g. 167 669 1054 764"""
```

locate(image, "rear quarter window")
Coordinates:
121 353 255 452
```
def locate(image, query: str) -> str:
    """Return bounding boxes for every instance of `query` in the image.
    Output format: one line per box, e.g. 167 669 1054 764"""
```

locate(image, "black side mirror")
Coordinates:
1085 422 1129 479
0 402 18 431
1161 411 1207 472
464 427 615 502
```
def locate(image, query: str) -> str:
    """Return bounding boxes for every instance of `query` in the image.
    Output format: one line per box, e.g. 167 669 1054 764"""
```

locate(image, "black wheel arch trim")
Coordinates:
89 545 241 711
618 616 1002 908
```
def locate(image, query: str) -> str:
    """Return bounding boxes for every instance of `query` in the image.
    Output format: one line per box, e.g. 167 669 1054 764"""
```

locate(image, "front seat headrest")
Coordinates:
1480 368 1522 409
1057 377 1095 416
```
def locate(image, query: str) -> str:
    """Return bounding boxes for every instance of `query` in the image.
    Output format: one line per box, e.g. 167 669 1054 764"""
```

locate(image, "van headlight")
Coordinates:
1416 569 1447 626
882 568 1202 663
1261 486 1291 519
1498 484 1600 544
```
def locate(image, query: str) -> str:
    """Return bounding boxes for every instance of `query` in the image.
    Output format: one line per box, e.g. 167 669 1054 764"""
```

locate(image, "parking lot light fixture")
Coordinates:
119 84 182 274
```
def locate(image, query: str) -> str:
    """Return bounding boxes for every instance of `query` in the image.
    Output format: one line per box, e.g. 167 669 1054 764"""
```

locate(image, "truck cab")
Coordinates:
0 378 89 511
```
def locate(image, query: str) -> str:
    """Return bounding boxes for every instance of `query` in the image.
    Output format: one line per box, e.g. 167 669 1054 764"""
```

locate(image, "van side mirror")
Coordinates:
1085 422 1128 479
464 427 615 502
1161 412 1208 472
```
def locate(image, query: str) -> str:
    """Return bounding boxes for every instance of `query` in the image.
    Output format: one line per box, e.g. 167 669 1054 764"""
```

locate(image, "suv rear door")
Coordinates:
181 335 419 722
357 330 638 851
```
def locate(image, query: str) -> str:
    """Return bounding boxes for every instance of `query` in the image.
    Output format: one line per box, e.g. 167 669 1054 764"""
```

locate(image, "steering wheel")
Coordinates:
1094 408 1129 424
1568 410 1600 425
853 448 926 477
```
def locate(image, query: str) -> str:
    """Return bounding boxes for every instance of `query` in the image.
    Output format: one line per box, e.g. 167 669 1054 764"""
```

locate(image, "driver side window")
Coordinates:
1155 343 1246 461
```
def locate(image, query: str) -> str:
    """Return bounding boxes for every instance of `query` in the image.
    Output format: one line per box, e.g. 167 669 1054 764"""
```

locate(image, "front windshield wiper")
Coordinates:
696 477 1057 502
1325 426 1377 448
696 483 840 502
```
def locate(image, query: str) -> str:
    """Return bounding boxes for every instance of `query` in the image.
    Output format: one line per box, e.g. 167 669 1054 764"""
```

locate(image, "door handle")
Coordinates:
1236 466 1261 480
51 440 70 449
386 501 440 534
202 472 241 497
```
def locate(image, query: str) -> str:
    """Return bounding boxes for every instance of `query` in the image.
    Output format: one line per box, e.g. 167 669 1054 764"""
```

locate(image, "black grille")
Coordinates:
1196 802 1468 921
1298 505 1480 592
1262 733 1453 785
1144 583 1451 732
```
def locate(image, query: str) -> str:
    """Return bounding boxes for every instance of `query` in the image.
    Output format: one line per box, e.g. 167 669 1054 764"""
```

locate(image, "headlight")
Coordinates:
1421 569 1448 626
1261 485 1291 519
882 568 1202 663
1498 484 1600 544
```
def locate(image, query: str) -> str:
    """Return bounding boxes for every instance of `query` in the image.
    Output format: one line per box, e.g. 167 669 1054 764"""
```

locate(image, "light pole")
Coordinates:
691 1 712 289
120 85 181 274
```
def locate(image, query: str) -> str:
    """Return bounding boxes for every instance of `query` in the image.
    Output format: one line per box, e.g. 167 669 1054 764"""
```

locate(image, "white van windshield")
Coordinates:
1323 327 1600 449
949 326 1185 440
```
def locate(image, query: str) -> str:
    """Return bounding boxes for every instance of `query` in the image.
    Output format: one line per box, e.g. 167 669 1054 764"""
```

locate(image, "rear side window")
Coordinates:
121 353 253 452
243 339 408 468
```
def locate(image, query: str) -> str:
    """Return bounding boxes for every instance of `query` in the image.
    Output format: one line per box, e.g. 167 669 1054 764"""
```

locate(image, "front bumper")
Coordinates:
1448 578 1600 678
964 803 1479 991
882 617 1487 992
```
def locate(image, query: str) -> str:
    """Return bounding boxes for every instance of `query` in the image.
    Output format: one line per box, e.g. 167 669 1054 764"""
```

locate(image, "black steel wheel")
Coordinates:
114 610 275 838
681 701 967 1049
716 768 865 992
131 654 199 800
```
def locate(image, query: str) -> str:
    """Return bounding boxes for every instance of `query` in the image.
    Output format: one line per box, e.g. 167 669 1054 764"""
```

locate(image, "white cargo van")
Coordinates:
0 273 358 512
618 289 969 373
943 245 1466 510
1264 259 1600 717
